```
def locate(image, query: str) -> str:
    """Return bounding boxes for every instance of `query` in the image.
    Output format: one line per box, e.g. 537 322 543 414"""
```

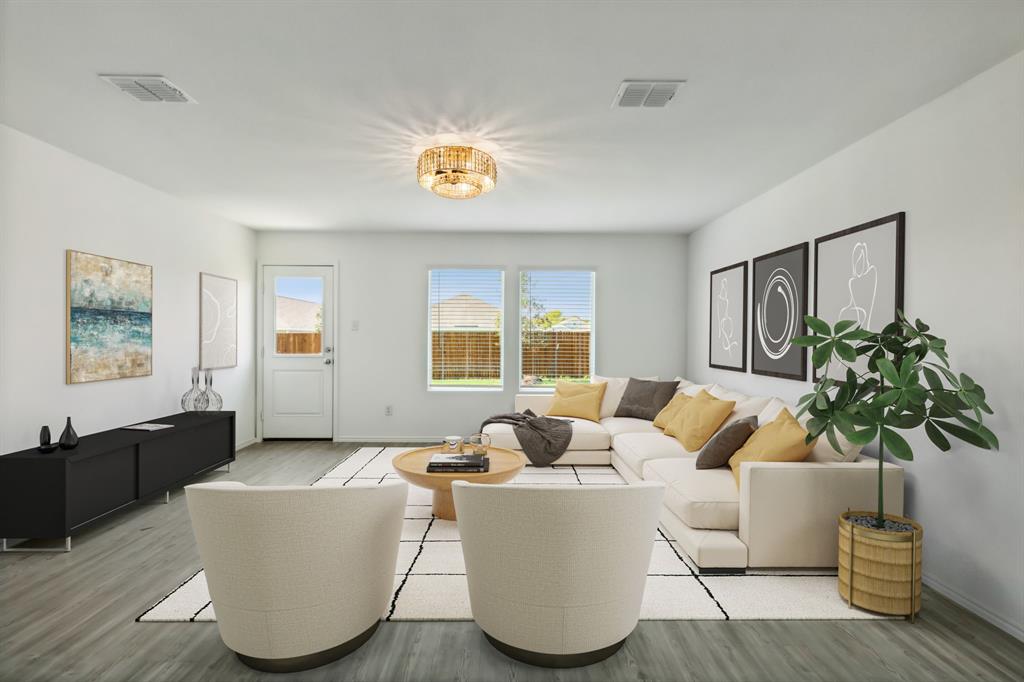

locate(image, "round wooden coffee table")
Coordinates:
392 446 526 521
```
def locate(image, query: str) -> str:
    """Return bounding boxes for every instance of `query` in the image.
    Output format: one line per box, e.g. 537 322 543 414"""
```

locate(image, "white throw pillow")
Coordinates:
680 383 713 397
591 375 658 418
673 377 695 393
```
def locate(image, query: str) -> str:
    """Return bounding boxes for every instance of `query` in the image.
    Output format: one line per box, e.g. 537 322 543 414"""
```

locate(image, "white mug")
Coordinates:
443 436 464 453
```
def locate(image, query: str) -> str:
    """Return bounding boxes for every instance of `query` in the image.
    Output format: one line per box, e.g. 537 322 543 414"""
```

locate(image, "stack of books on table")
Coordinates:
426 453 490 473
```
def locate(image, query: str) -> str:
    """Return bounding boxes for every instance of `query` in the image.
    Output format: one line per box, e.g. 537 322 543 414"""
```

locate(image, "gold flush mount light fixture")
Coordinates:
417 145 497 200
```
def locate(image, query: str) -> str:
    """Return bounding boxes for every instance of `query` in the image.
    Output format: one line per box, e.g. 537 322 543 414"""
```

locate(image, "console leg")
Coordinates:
2 536 71 553
165 491 170 504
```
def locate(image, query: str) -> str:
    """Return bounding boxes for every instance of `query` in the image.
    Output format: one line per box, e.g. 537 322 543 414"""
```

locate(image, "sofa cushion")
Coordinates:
644 458 739 530
483 418 610 451
600 417 662 439
696 416 757 469
670 390 736 452
615 378 680 420
548 381 606 422
592 375 658 418
729 408 815 487
757 397 860 463
611 432 687 479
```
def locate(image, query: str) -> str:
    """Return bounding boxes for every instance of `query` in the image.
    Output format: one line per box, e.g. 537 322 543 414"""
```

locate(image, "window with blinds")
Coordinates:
519 270 595 388
428 269 504 389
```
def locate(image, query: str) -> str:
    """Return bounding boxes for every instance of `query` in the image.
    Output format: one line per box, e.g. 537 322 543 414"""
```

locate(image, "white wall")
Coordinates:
0 125 256 452
685 53 1024 638
255 231 687 440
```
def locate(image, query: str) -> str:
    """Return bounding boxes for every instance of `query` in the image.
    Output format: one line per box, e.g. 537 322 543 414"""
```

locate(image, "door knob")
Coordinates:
324 358 333 365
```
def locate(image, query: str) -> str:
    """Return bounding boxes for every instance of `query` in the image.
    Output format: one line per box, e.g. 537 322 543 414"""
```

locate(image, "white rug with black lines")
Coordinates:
137 447 888 623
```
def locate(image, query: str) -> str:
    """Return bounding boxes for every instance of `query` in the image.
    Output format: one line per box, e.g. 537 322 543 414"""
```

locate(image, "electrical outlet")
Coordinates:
384 405 393 417
351 319 360 332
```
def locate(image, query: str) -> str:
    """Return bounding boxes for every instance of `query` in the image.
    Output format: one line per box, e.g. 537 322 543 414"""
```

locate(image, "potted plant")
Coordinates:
793 311 998 619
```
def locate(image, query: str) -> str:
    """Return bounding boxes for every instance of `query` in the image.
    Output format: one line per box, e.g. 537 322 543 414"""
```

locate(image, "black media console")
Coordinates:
0 411 235 551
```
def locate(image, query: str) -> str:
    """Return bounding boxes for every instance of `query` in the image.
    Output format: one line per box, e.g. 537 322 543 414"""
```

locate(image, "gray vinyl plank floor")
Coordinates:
1 441 1021 682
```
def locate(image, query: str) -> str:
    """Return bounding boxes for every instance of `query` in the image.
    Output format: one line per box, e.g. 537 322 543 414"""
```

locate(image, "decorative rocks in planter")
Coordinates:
838 511 922 621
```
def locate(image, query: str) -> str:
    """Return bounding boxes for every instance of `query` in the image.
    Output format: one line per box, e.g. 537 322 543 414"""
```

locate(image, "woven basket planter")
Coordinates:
838 511 922 620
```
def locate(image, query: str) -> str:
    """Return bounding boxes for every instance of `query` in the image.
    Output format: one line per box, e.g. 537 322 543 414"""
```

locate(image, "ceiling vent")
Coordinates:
612 80 685 108
99 75 195 103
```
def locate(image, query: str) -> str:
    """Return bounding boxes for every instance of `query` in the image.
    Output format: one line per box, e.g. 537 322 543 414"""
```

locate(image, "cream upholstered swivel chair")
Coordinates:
185 481 407 673
452 481 665 667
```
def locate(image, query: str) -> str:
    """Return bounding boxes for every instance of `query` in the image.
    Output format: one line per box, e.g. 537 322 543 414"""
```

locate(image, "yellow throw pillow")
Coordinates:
547 381 607 422
728 408 817 487
669 390 735 452
654 393 692 431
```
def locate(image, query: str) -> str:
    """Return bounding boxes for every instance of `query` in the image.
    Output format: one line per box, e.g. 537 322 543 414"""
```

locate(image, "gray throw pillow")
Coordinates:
614 378 680 421
696 416 758 469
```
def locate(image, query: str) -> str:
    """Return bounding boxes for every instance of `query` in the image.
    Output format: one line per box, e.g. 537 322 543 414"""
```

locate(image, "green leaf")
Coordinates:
791 335 830 347
959 373 976 390
925 421 951 451
806 416 828 437
975 423 1000 450
797 392 816 406
922 366 944 392
880 427 914 460
825 424 844 455
915 318 930 333
848 425 880 446
841 329 874 342
805 316 831 336
899 355 916 384
834 341 857 362
926 362 959 385
873 388 902 406
833 319 858 335
889 412 926 429
812 341 834 369
876 357 901 386
904 386 928 405
933 420 992 450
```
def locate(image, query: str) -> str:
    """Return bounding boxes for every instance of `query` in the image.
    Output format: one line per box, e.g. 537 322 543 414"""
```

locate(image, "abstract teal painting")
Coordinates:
66 250 153 383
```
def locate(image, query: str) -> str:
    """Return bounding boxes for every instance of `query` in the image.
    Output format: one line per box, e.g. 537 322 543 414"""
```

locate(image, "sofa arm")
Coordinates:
738 459 904 568
514 393 553 414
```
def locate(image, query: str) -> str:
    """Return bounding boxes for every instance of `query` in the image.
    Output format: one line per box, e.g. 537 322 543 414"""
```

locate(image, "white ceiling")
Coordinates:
2 1 1022 233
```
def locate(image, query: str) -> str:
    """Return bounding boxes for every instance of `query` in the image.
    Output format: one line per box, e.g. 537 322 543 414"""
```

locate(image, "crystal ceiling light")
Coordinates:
417 145 497 200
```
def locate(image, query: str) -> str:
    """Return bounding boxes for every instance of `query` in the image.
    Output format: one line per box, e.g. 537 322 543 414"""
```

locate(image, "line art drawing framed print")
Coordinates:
709 261 747 372
814 212 905 381
200 272 238 369
751 242 808 381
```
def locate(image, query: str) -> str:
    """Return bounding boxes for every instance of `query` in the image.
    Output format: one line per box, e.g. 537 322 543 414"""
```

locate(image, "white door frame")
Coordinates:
256 261 339 442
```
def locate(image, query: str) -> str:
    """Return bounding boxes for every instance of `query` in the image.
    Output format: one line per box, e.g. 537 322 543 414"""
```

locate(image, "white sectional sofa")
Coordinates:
482 381 904 573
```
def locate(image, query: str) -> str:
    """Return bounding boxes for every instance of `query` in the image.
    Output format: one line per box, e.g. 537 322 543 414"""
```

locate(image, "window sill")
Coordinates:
427 386 505 393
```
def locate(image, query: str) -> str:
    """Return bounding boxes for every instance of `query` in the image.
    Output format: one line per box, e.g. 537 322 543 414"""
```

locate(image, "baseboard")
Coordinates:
235 438 258 451
923 571 1024 642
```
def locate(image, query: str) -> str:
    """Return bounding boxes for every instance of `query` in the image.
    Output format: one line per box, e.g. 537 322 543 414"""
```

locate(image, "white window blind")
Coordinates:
519 270 595 388
428 269 504 389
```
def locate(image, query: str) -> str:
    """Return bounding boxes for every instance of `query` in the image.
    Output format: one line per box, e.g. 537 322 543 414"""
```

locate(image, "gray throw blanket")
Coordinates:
480 409 572 467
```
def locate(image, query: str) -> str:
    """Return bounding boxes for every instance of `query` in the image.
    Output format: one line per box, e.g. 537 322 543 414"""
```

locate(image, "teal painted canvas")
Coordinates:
66 250 153 383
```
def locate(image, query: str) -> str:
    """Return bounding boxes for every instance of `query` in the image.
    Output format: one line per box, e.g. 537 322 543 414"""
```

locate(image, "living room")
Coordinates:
0 2 1021 681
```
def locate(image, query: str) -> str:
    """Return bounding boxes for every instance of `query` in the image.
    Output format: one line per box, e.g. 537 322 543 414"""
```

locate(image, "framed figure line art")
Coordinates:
814 212 905 381
709 261 747 372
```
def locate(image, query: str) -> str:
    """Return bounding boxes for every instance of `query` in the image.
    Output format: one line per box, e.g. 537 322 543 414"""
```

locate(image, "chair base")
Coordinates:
234 620 379 673
484 632 626 668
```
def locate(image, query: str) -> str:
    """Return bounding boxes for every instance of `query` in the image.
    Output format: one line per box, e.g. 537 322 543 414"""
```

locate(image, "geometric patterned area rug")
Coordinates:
138 447 888 623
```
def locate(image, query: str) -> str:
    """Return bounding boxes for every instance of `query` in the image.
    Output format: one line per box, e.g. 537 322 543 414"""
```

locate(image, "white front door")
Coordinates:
262 265 334 438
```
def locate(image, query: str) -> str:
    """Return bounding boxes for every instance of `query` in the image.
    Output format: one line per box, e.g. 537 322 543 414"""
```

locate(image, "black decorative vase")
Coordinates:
58 417 79 450
37 425 58 453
